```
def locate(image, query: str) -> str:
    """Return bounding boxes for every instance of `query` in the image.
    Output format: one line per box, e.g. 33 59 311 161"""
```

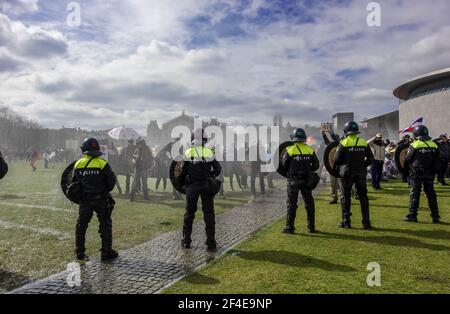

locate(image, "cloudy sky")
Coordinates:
1 0 449 133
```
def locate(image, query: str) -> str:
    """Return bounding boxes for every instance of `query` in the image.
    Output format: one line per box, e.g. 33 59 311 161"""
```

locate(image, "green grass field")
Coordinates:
164 180 450 294
0 160 269 293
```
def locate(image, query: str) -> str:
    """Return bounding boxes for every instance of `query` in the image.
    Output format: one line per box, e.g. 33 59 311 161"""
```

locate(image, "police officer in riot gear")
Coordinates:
404 125 441 223
334 122 374 229
73 138 118 261
180 129 222 251
280 128 320 234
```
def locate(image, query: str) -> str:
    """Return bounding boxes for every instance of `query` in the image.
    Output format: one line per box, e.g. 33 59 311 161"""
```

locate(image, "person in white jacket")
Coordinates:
368 133 389 189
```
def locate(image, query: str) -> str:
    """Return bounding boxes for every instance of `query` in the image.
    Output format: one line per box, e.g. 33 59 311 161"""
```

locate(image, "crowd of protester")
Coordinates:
0 146 80 170
317 127 450 188
361 133 449 187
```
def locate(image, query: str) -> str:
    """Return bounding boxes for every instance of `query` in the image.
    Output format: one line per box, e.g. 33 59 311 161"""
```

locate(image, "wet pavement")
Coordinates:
10 187 309 294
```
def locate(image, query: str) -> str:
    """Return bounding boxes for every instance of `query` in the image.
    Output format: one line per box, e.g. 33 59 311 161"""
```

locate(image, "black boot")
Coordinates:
363 223 372 230
307 211 315 233
99 226 117 261
76 250 87 261
338 220 351 228
101 249 119 261
432 217 441 224
403 214 417 222
338 211 351 228
404 212 418 223
307 219 315 233
181 238 191 249
282 212 296 234
430 207 441 224
206 240 217 252
282 226 295 234
431 211 441 224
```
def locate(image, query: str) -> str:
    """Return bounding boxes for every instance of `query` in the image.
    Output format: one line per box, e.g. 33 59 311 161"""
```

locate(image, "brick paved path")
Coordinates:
10 187 316 294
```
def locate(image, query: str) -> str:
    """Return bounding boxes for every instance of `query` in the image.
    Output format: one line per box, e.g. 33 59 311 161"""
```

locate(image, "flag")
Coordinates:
399 118 423 134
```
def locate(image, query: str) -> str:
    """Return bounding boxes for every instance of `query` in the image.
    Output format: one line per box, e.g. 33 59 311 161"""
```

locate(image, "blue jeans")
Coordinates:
371 160 384 188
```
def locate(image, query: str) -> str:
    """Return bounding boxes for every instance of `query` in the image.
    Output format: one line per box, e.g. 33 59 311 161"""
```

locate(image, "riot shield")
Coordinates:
169 159 186 194
61 161 76 199
276 141 294 178
0 152 8 179
395 142 410 176
323 141 341 178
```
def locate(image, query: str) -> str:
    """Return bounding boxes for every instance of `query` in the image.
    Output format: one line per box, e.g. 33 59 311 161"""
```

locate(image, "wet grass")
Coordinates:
164 180 450 294
0 160 275 293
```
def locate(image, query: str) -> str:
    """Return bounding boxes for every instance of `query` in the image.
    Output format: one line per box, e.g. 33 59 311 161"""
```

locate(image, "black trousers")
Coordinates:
408 176 440 219
125 174 131 194
130 168 148 200
183 182 215 244
286 179 315 229
76 199 112 253
155 176 167 191
241 174 248 188
340 174 370 226
370 160 384 188
437 161 448 183
250 172 265 196
229 171 242 191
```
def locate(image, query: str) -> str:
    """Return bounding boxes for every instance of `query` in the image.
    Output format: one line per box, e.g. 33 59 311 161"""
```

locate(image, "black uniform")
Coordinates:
435 139 450 185
180 145 221 249
73 154 116 258
281 142 320 233
404 139 441 222
334 134 374 229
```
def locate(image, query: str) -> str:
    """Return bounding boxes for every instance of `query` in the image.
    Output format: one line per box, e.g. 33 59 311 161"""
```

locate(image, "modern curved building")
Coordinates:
394 68 450 137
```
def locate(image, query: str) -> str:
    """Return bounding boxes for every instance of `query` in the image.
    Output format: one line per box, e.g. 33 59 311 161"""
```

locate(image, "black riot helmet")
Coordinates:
413 125 431 140
191 128 208 145
290 128 307 142
80 138 102 157
343 121 360 136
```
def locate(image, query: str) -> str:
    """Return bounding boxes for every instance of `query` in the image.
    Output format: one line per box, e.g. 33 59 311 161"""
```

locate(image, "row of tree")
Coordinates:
0 106 43 155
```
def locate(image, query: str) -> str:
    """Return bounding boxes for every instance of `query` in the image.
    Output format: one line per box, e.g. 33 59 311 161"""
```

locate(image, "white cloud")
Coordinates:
0 12 67 71
0 0 38 15
353 88 391 100
1 0 450 132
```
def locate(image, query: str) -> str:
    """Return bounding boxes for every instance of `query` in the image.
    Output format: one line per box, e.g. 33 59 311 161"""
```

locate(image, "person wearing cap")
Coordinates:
368 133 389 189
73 138 118 261
280 128 320 234
334 121 374 229
180 129 222 251
404 126 441 223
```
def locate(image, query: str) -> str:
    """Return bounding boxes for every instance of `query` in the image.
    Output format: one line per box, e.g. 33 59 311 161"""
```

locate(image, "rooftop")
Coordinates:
393 67 450 100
